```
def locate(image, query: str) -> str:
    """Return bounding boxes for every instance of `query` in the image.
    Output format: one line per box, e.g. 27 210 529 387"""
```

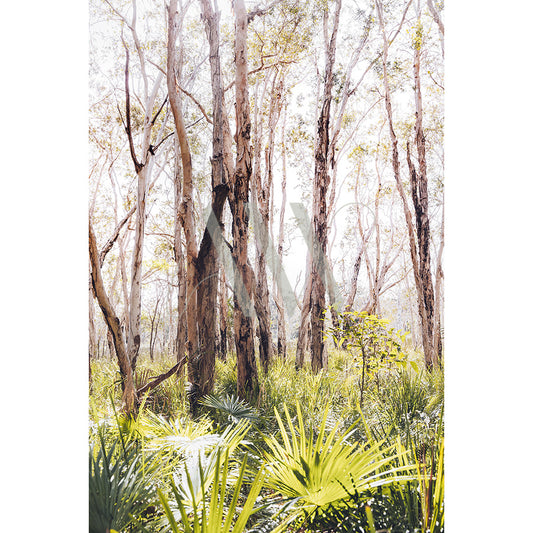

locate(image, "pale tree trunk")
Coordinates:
433 208 444 359
358 149 406 316
251 75 268 372
148 294 162 361
295 253 312 369
127 163 149 370
426 0 444 58
233 0 258 397
123 27 164 374
344 252 363 313
309 0 342 373
118 232 131 337
275 104 289 360
107 0 165 378
89 280 97 359
173 136 188 360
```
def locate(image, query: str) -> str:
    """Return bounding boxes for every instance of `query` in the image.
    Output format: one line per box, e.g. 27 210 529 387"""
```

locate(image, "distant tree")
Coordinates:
376 0 442 369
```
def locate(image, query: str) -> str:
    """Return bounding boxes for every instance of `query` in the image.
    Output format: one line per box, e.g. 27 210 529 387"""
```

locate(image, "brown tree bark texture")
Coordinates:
309 0 342 373
89 219 137 413
233 0 258 397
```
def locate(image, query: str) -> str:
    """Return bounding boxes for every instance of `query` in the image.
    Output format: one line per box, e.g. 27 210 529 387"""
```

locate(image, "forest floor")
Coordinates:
89 346 444 532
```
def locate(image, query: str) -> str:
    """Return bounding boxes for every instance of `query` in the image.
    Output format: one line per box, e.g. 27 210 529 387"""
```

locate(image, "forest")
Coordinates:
88 0 445 531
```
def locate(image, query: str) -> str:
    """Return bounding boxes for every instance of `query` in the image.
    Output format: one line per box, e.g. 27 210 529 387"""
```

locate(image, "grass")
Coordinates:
89 344 443 532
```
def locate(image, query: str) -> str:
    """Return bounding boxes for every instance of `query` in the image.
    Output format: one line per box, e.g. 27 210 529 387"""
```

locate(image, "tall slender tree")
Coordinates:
232 0 258 397
376 0 441 369
309 0 342 373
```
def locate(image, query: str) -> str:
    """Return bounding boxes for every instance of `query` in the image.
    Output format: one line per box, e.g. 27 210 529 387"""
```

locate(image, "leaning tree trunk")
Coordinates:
89 219 137 413
167 1 203 408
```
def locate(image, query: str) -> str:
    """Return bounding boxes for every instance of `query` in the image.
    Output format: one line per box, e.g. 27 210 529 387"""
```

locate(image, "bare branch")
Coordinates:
99 206 136 267
151 95 168 126
121 34 142 173
247 0 284 23
388 0 414 47
224 58 295 92
177 84 213 124
137 356 187 396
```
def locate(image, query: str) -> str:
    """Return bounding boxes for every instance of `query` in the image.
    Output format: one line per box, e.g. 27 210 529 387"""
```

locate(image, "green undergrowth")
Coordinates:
89 347 443 532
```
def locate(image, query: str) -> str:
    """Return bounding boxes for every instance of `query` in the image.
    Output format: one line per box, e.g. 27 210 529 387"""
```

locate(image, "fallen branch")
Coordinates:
137 356 187 397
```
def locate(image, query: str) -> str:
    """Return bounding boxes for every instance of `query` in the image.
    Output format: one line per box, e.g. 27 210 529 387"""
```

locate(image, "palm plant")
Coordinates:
200 393 260 426
158 448 266 532
139 410 218 454
167 421 252 508
89 431 160 533
416 420 444 532
262 402 416 532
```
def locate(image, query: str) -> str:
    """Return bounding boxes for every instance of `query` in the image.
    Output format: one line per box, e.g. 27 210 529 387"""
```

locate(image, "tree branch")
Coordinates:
247 0 284 23
177 84 213 124
121 34 143 173
137 356 187 396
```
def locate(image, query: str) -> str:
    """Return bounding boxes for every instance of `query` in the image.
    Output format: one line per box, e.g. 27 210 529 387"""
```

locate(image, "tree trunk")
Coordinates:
376 0 437 369
410 9 439 368
275 106 289 360
233 0 258 398
219 266 228 360
89 218 137 414
252 73 282 372
149 295 161 361
295 254 312 369
309 0 342 373
433 209 444 360
89 281 97 359
196 184 228 397
195 0 235 398
167 0 201 407
173 137 188 360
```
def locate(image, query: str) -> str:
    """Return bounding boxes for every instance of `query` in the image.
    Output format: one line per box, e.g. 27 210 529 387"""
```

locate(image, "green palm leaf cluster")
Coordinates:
158 448 266 533
200 393 260 425
262 402 416 531
89 432 159 533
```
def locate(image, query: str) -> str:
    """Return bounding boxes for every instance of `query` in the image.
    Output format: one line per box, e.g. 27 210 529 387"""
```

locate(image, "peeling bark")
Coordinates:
233 0 258 397
309 0 342 373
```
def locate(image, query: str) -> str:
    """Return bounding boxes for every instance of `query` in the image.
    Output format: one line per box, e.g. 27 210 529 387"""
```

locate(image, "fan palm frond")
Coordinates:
158 448 266 533
201 393 260 425
89 432 159 533
263 402 416 532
